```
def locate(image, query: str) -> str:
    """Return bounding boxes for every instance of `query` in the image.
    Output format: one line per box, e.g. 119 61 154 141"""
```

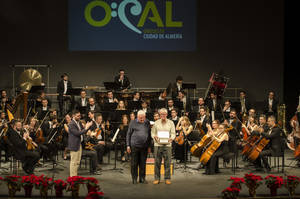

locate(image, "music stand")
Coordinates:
29 85 45 94
103 82 118 91
182 83 196 90
67 88 82 96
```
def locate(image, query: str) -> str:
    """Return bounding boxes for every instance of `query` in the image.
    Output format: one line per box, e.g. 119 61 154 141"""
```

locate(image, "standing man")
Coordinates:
126 110 151 184
68 110 93 176
151 108 176 185
114 69 131 91
57 73 73 116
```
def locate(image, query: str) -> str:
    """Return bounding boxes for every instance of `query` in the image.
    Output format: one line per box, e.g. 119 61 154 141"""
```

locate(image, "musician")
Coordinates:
0 111 7 125
86 97 101 114
170 76 183 99
263 91 278 117
92 114 106 165
0 90 10 103
128 92 141 112
68 110 93 176
36 99 50 120
206 92 221 121
222 100 232 120
237 91 251 119
167 99 175 118
290 106 300 166
153 112 160 121
57 73 73 116
195 107 210 134
243 116 259 137
7 120 40 174
255 115 283 172
170 109 179 126
0 97 8 113
141 100 152 120
225 110 242 156
204 123 229 175
63 114 72 160
175 116 193 163
116 100 126 110
193 97 207 113
35 91 52 109
0 113 10 162
151 108 176 185
258 114 269 132
177 91 190 114
114 69 131 91
117 114 129 162
126 110 151 184
76 90 88 116
105 91 119 104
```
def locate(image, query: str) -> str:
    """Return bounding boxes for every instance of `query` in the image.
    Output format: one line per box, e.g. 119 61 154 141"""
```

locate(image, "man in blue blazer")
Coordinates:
68 110 93 176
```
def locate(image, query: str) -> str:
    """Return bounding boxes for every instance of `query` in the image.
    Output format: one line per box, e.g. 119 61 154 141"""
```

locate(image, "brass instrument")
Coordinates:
277 104 287 137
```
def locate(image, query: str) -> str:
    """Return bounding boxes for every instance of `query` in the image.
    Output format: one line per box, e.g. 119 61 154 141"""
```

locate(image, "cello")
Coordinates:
200 126 233 165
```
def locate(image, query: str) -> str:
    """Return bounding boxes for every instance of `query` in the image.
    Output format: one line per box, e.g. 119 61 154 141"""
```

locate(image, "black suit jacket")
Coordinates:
206 98 221 113
76 98 88 114
68 120 88 151
7 128 27 161
56 80 72 99
86 103 101 113
197 115 210 134
262 126 283 156
263 98 278 115
236 98 251 114
114 75 130 90
170 82 183 99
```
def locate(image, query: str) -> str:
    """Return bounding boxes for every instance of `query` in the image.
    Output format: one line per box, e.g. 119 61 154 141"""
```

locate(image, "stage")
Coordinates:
0 150 299 199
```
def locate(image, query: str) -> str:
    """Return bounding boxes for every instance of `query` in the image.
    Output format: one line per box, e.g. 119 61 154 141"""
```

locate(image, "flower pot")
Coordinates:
71 184 80 198
55 187 64 197
8 183 19 198
270 185 278 197
24 185 33 197
87 184 98 193
40 186 48 198
288 186 296 196
248 187 256 197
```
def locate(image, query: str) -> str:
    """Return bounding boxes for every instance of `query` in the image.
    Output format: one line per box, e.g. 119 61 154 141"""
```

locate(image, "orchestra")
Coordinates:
0 72 299 181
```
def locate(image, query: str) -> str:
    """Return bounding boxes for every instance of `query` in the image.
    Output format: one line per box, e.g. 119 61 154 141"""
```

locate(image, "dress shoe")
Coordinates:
139 179 148 184
153 180 160 185
132 179 138 184
165 180 172 185
91 170 102 175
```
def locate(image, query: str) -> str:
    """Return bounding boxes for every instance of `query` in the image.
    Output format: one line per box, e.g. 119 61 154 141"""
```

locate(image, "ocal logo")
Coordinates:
84 0 183 34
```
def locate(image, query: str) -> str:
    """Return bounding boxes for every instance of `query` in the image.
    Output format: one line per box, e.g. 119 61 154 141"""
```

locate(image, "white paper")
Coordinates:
157 131 169 138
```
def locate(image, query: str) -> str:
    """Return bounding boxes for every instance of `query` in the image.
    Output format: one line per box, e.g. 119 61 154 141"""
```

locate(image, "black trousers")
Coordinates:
131 147 148 181
58 95 74 115
23 150 40 173
84 150 98 172
94 144 105 164
255 149 272 169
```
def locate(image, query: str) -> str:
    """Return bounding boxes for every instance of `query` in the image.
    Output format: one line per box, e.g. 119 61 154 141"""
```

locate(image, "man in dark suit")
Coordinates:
57 73 73 116
226 110 242 156
193 97 207 113
114 69 131 91
68 110 93 176
263 91 278 118
76 90 88 118
36 99 50 120
7 120 40 174
237 91 251 119
255 115 284 171
206 92 222 121
195 107 210 134
170 76 183 100
86 97 101 114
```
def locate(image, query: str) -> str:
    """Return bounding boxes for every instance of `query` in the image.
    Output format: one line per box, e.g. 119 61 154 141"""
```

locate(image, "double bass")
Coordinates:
288 114 300 158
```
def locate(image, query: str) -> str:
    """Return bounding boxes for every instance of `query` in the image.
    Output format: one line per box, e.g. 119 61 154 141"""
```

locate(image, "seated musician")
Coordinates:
153 112 160 121
57 73 74 116
36 99 50 120
36 91 52 109
258 114 269 132
170 109 179 126
86 97 101 114
7 120 40 174
129 112 136 121
290 106 300 167
243 116 259 137
263 91 278 118
254 115 283 172
116 100 126 110
222 100 232 120
246 109 256 125
195 107 210 135
193 97 207 113
206 92 221 121
0 111 10 161
1 90 11 105
105 91 119 104
128 92 141 112
76 90 88 117
114 69 131 92
203 123 229 175
1 97 9 113
175 116 193 163
84 112 103 175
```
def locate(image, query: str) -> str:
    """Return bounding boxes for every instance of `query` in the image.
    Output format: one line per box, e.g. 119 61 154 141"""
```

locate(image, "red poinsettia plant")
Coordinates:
54 179 67 189
221 187 240 199
34 175 53 190
283 175 300 195
244 173 262 187
229 177 245 190
67 176 85 191
3 175 21 188
21 175 37 187
84 177 100 193
85 191 105 199
265 175 283 189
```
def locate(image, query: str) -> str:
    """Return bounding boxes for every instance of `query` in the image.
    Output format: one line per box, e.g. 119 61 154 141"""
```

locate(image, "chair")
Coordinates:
222 152 236 174
268 140 285 173
80 150 93 174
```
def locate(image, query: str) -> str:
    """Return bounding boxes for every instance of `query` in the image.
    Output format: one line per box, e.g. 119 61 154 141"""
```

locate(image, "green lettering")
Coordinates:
85 1 112 27
137 1 164 27
166 1 182 27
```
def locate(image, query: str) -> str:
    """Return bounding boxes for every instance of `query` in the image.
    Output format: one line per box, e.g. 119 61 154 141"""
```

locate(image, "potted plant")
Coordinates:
264 175 283 196
67 176 85 198
21 175 37 197
34 175 53 198
85 191 105 199
84 177 100 193
3 175 21 198
221 187 240 199
53 179 67 197
244 173 263 197
283 175 300 196
229 177 245 190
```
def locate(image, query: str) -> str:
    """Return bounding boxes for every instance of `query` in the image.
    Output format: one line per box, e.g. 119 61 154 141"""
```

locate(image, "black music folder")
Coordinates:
67 88 82 96
182 83 196 90
103 82 118 91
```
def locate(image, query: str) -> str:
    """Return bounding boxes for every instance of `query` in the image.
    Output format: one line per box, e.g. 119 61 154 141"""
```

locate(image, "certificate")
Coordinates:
157 131 169 144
